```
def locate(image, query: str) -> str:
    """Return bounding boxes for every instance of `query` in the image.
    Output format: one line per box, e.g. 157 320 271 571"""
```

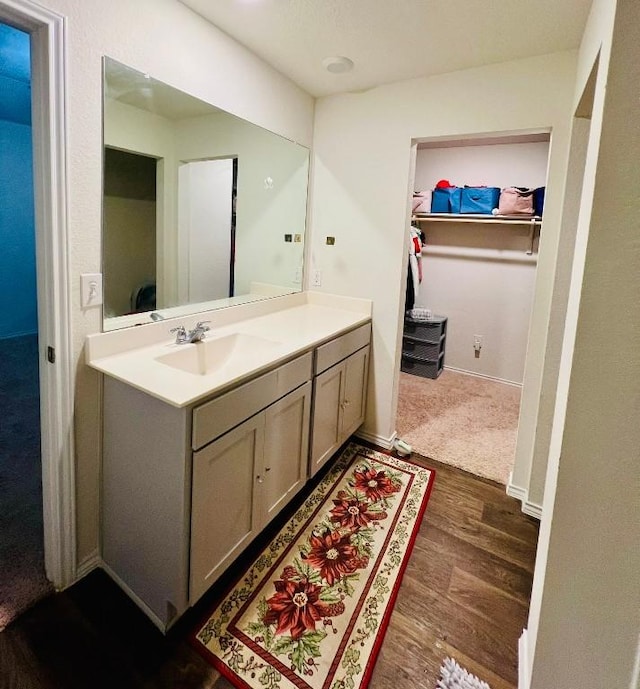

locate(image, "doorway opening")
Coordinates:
0 19 52 630
396 131 551 485
0 0 75 612
103 147 158 318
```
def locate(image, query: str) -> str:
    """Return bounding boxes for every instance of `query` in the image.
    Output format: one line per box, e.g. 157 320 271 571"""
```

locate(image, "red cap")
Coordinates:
435 179 453 188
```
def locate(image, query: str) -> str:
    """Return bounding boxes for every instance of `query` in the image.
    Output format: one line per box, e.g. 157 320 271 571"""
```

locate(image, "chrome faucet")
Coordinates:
170 321 211 344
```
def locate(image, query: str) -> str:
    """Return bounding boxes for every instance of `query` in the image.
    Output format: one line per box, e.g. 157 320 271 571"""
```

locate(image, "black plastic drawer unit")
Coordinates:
401 315 447 380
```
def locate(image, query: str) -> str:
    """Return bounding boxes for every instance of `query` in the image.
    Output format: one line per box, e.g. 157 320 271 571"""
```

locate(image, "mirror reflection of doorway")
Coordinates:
103 147 158 317
178 157 238 303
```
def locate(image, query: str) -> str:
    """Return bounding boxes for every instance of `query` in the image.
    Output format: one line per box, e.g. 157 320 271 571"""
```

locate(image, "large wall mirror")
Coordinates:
102 57 309 331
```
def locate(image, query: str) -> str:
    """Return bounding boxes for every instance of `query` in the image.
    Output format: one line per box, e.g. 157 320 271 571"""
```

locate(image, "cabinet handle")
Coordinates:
265 467 271 472
344 399 351 406
256 475 264 484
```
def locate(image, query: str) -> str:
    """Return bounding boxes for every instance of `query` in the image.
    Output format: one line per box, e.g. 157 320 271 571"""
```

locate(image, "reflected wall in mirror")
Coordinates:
102 57 309 330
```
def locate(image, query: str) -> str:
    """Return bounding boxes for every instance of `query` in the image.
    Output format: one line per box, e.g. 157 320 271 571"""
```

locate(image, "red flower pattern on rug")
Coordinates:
329 491 386 530
352 467 401 502
263 579 333 640
302 530 361 585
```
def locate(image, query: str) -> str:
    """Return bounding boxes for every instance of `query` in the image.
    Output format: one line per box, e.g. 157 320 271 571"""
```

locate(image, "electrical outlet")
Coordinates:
473 335 483 352
312 269 322 287
81 273 103 308
294 234 302 243
294 268 302 284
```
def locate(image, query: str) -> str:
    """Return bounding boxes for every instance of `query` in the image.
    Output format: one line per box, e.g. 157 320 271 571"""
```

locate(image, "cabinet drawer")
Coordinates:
403 316 447 343
402 335 444 360
192 351 312 450
314 322 371 375
401 351 444 379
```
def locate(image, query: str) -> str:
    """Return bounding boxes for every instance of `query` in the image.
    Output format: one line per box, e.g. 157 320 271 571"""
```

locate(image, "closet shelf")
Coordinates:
411 213 541 256
411 213 542 226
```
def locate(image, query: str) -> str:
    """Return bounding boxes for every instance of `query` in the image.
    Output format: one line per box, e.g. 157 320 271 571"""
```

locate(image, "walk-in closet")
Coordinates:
396 133 550 484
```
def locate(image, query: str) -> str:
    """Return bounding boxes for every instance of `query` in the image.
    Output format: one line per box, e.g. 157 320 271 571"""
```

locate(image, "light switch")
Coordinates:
81 273 103 308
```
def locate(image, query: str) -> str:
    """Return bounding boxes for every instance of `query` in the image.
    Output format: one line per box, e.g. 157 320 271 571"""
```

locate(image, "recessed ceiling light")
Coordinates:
322 56 354 74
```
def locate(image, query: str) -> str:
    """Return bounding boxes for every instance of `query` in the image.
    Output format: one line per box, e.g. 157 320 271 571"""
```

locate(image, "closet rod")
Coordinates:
422 245 538 264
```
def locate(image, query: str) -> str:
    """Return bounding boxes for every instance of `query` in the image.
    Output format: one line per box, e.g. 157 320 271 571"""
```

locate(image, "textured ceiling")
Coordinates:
179 0 592 97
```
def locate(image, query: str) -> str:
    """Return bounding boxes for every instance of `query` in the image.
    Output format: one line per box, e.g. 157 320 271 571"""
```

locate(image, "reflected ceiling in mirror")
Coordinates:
102 57 309 331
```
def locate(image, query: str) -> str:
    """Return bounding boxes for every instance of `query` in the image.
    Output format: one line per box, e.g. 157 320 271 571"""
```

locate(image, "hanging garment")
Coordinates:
406 226 423 312
409 226 423 289
405 263 415 311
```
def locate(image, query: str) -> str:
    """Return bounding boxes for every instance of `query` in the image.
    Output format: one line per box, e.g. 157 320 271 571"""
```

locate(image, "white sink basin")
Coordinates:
155 333 282 376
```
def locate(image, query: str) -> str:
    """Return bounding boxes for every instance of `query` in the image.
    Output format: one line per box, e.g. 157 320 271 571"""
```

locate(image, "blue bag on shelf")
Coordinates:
534 186 546 216
430 186 462 213
460 186 501 214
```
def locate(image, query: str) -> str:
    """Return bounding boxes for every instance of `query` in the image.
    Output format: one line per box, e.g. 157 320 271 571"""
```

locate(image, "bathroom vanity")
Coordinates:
86 292 371 631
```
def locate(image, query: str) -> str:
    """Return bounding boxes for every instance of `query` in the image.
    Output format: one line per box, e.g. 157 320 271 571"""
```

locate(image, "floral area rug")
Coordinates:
193 442 435 689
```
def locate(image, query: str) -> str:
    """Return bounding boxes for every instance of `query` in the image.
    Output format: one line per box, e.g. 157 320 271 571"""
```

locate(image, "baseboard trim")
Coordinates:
507 474 542 520
523 500 543 520
355 428 397 450
518 629 530 689
444 365 522 388
75 550 100 582
507 472 528 501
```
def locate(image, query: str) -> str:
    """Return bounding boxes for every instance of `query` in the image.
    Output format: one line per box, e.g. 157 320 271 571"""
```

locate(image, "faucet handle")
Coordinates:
170 325 188 343
195 321 211 330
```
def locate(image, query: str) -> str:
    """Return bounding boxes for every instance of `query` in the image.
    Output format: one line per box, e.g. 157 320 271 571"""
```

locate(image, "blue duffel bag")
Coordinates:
534 186 546 216
431 186 462 213
460 186 501 214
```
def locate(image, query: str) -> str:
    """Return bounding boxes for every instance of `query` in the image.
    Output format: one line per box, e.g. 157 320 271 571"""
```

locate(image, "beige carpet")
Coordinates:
396 369 521 484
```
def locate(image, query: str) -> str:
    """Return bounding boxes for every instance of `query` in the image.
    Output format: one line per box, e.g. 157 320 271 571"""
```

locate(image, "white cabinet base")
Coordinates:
100 325 369 631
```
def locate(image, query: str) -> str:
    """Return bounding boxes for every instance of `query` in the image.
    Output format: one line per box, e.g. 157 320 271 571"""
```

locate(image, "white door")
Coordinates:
310 362 345 477
189 414 264 604
261 382 311 525
342 346 370 437
178 158 233 304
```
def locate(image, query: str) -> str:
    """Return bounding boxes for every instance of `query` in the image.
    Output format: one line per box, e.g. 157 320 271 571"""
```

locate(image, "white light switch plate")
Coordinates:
81 273 103 308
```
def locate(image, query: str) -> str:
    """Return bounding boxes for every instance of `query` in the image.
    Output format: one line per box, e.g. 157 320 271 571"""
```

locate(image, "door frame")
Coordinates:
0 0 75 589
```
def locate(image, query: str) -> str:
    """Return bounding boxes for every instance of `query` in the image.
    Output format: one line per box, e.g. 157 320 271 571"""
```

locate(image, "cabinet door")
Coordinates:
190 414 264 604
309 362 345 477
260 382 311 527
342 345 370 437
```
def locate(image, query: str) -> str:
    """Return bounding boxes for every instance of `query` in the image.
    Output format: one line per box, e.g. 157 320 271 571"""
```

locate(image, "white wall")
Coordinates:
37 0 314 566
413 142 549 383
525 1 640 688
309 51 576 449
415 141 550 196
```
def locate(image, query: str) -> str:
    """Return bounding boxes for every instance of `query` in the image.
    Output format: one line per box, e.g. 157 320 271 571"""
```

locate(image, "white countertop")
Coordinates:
86 292 372 408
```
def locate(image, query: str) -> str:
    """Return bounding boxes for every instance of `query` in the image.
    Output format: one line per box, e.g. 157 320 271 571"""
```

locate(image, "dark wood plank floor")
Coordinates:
0 445 538 689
